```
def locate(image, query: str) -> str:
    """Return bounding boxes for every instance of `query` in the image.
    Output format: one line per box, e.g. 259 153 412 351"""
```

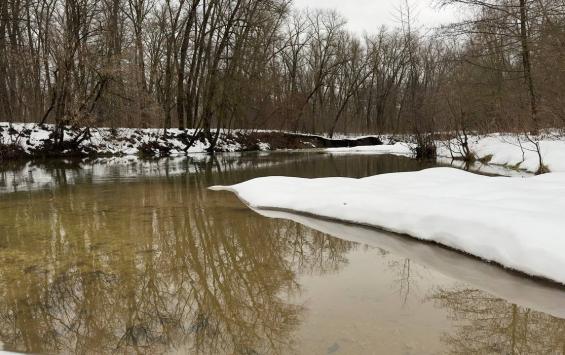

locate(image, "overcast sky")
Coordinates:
292 0 459 35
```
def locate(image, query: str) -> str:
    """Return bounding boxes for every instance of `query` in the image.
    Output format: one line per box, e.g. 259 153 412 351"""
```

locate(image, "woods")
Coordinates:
1 0 565 149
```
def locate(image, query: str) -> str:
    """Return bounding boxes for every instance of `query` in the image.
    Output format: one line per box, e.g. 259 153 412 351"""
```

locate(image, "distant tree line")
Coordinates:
1 0 564 144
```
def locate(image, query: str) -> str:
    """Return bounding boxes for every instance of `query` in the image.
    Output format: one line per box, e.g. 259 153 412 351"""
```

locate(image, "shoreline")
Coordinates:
0 123 383 161
2 122 564 174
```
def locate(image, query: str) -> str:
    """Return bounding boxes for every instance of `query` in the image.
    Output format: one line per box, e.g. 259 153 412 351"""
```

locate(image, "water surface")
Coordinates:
0 152 563 354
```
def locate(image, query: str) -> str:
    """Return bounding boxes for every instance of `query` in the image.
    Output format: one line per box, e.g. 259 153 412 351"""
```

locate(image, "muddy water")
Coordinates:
0 152 564 354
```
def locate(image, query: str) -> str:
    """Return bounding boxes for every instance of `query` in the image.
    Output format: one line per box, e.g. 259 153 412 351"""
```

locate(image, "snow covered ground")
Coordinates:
325 142 413 156
0 123 253 157
437 134 565 173
0 122 383 158
2 123 564 175
323 133 565 174
211 168 565 285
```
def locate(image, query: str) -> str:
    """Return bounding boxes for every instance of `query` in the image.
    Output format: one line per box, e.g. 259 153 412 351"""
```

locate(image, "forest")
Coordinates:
1 0 564 149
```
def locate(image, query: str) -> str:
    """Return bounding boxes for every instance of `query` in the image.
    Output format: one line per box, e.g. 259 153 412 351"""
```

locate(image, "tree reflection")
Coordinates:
389 259 422 306
431 287 565 354
0 156 359 354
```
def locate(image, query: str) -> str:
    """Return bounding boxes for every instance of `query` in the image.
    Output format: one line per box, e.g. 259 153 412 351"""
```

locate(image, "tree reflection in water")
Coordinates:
430 287 565 354
0 154 368 354
257 206 565 354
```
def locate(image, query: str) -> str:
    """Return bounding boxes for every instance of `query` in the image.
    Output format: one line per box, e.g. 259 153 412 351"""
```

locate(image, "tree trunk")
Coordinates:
519 0 538 133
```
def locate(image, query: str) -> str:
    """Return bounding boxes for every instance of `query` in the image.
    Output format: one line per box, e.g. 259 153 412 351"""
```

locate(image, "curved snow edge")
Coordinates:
254 209 565 319
210 168 565 285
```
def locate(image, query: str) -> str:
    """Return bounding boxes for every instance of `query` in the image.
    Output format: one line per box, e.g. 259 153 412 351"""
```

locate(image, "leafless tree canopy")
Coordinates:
1 0 564 141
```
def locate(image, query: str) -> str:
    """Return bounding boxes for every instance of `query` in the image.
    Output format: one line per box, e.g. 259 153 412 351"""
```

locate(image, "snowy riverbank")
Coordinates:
325 142 413 156
438 133 565 173
0 123 255 158
325 133 565 173
0 123 384 160
211 168 565 284
2 123 564 175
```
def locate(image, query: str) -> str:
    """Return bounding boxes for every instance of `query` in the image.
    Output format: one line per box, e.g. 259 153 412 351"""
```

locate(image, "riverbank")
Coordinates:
2 123 564 175
211 167 565 285
325 132 565 173
0 123 383 161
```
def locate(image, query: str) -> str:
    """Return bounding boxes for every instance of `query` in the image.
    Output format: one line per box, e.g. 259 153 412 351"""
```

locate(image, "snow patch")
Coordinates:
210 168 565 284
0 123 251 157
326 142 413 156
438 134 565 173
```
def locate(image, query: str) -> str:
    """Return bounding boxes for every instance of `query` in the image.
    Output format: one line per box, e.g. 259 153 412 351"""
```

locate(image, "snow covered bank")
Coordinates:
256 209 565 319
325 133 565 174
3 122 564 175
0 123 248 158
326 142 413 156
211 168 565 284
437 134 565 173
0 122 385 160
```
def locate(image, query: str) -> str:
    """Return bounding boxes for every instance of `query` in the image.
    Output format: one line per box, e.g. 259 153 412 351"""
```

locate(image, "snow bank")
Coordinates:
325 133 565 174
211 168 565 284
0 122 387 158
326 142 413 156
3 122 564 174
438 134 565 173
0 123 246 157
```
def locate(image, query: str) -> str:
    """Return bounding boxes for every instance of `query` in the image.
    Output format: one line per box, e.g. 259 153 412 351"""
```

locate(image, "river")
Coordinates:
0 152 563 354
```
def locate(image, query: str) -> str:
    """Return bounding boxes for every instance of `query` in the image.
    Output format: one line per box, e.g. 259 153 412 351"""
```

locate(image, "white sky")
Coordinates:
292 0 460 35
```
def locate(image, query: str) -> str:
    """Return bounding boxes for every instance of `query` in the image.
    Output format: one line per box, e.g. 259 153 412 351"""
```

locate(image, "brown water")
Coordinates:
0 152 564 354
